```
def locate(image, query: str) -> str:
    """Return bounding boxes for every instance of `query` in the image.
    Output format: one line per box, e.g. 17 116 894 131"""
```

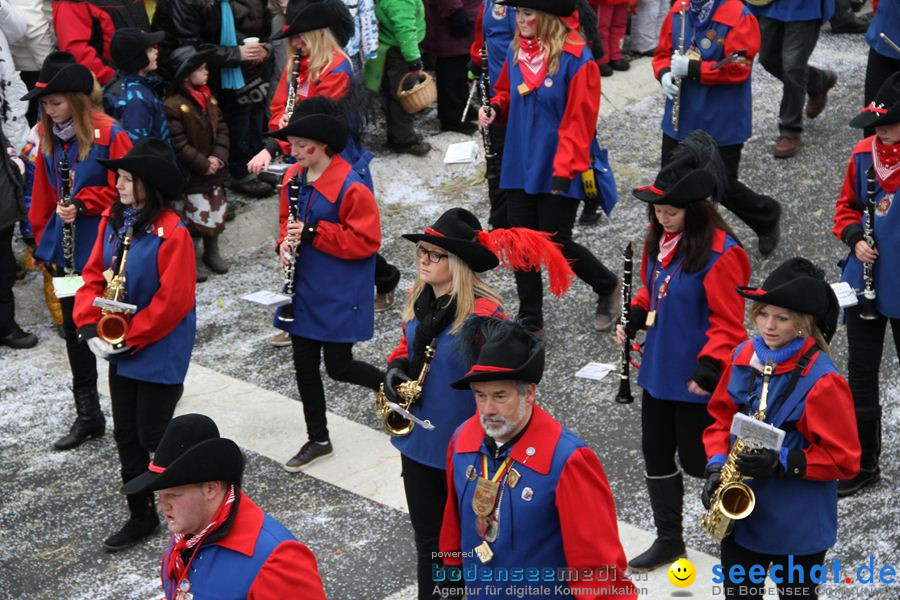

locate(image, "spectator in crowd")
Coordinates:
863 0 899 138
592 0 631 77
0 0 29 147
8 0 55 126
109 27 171 143
629 0 669 57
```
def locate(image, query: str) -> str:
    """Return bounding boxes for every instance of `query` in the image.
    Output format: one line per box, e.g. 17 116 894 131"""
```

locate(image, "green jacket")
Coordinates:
363 0 426 91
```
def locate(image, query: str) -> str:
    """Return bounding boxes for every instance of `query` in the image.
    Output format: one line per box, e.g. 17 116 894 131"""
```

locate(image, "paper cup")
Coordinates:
243 37 260 45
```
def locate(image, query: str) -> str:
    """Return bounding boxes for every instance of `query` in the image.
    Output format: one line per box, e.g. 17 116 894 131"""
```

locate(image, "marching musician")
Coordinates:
269 96 385 471
832 72 900 497
439 318 637 600
26 51 133 451
653 0 782 255
74 138 197 551
863 0 899 139
615 131 750 571
702 258 860 600
121 413 327 599
479 0 619 333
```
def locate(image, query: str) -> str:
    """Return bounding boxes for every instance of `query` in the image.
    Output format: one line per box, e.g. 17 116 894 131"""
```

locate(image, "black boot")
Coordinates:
194 237 208 283
628 472 687 571
203 234 230 274
579 198 602 224
103 494 160 551
838 414 881 497
53 388 106 451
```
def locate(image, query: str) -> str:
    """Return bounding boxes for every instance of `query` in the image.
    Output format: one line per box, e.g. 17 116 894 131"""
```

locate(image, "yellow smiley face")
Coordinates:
667 558 696 588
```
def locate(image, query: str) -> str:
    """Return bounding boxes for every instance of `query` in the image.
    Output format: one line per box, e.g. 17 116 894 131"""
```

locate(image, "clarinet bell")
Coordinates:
859 297 879 321
615 376 634 404
277 303 295 323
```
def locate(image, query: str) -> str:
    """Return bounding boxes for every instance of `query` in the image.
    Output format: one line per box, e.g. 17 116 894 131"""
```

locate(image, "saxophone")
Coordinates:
284 54 301 123
375 344 435 437
701 358 775 541
96 227 133 347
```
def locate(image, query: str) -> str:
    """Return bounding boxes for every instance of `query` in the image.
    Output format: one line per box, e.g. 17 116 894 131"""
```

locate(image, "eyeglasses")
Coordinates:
416 246 449 263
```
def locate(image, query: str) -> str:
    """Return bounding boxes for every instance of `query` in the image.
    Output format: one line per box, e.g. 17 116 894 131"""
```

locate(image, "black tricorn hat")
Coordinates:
98 137 186 197
267 95 348 152
451 318 545 389
849 71 900 129
169 44 219 84
496 0 575 17
633 130 726 206
22 51 93 101
270 0 355 45
736 257 840 343
122 414 244 495
403 208 500 273
110 27 166 73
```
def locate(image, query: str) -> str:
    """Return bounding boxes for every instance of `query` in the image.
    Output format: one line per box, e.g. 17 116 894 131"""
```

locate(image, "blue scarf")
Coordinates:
690 0 716 32
117 206 141 240
219 0 246 90
751 335 806 366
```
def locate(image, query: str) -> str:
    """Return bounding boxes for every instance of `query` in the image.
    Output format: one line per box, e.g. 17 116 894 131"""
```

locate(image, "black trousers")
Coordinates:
435 54 469 128
721 536 827 600
845 305 900 423
661 134 779 236
486 124 508 229
641 391 712 478
291 336 383 442
382 47 418 146
58 291 98 395
218 91 266 181
506 190 617 329
864 48 900 139
109 364 182 485
757 17 829 137
401 454 461 600
0 225 15 336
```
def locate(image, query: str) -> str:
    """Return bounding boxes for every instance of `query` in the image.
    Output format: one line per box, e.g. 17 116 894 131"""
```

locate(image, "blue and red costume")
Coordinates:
867 0 900 60
440 405 638 600
470 1 517 89
747 0 835 23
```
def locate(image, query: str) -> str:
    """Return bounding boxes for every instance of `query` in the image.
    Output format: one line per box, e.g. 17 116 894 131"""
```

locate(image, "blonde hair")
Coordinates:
749 302 831 356
511 10 575 76
402 243 504 335
40 92 97 161
290 28 350 82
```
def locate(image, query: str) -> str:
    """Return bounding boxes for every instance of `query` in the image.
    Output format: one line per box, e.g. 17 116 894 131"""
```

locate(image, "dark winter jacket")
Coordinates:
165 89 230 194
421 0 481 58
0 130 24 231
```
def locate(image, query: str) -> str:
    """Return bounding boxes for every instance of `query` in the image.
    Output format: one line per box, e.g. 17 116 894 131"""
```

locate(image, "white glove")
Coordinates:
661 72 680 100
88 337 113 359
670 53 691 78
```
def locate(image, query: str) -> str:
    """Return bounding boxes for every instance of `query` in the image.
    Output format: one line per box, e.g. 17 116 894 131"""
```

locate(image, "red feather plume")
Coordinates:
477 228 575 298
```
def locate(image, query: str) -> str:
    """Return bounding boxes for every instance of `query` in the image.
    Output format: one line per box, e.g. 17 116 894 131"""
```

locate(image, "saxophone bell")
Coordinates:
375 344 435 436
94 227 137 347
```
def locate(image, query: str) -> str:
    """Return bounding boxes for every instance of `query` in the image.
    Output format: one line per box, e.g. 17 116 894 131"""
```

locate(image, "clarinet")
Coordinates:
59 152 75 275
278 174 301 323
615 242 634 404
479 46 500 182
859 166 878 320
284 54 301 123
671 1 687 132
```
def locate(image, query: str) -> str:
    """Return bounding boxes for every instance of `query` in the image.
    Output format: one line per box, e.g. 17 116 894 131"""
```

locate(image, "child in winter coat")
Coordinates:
164 46 231 282
109 28 171 144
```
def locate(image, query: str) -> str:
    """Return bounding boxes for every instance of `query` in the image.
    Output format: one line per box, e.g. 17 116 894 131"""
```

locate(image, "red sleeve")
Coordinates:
311 182 381 259
73 217 110 328
873 0 879 13
490 59 511 122
557 447 638 600
832 151 862 241
470 9 484 66
29 148 56 247
248 540 327 600
315 70 350 100
698 13 759 85
386 322 410 366
699 246 750 366
125 227 197 351
652 8 675 80
796 372 861 481
702 358 739 460
438 434 463 566
52 1 116 85
75 132 133 215
553 60 601 181
631 244 651 312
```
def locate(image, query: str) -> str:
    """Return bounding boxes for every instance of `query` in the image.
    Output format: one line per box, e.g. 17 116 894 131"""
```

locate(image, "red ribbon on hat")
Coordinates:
148 460 166 473
424 227 446 237
636 184 665 196
860 102 888 115
35 82 47 89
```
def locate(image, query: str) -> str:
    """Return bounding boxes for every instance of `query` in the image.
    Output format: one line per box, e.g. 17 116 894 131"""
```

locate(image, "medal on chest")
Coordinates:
876 193 892 216
470 456 514 563
646 273 672 327
472 477 500 517
175 578 193 600
492 3 507 18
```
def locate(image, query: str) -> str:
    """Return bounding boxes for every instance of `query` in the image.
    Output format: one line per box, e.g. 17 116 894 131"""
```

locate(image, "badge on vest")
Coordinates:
700 38 712 51
475 540 494 563
877 194 892 216
517 82 532 96
492 4 507 19
544 77 553 88
521 487 534 501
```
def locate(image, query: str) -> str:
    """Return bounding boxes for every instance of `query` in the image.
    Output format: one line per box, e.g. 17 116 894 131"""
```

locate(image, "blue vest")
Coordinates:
724 341 840 555
499 46 602 200
274 169 376 343
100 219 196 384
35 126 127 273
638 233 742 404
867 0 900 59
114 74 172 144
838 141 900 319
748 0 835 23
482 1 517 88
662 1 753 146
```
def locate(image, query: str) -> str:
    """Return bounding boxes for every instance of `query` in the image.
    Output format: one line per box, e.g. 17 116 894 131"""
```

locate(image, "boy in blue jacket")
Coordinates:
109 28 171 144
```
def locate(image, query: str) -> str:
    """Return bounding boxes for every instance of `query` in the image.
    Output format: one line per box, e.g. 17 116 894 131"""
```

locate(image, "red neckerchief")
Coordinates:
873 137 900 193
516 36 547 91
658 231 683 268
185 84 211 112
297 55 310 85
165 484 236 597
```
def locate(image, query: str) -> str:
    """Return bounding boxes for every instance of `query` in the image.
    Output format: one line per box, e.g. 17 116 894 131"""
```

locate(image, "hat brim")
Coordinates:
632 170 716 206
21 64 94 101
267 113 348 153
450 347 545 389
122 438 244 495
174 45 218 83
98 156 185 197
402 233 500 272
848 102 900 129
736 276 831 318
495 0 575 17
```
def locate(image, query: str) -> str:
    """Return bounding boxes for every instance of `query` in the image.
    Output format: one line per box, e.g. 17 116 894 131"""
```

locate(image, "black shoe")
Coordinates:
103 495 160 552
830 15 869 34
599 63 614 77
579 199 602 225
610 59 630 71
202 235 230 274
628 539 687 571
284 440 334 472
628 472 686 571
441 121 478 135
757 202 781 256
53 390 106 451
194 238 209 283
229 176 275 198
838 467 881 497
594 283 621 332
0 324 38 349
388 139 432 157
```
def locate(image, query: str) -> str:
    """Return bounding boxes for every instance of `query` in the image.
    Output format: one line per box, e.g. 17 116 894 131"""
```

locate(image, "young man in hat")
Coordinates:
832 71 900 497
439 318 638 600
122 413 327 598
109 27 171 144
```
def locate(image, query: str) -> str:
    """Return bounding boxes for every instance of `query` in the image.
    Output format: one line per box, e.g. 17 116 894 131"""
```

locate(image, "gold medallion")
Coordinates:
508 468 521 489
472 477 499 517
475 540 494 564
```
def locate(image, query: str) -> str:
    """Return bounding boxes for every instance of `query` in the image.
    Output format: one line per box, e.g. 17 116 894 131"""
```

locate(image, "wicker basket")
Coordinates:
396 72 437 114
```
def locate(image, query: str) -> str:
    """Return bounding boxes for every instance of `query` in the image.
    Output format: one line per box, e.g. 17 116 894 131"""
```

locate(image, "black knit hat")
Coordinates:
98 137 186 197
633 130 728 206
121 414 244 495
268 96 348 152
451 318 545 389
849 71 900 129
110 27 166 73
270 0 355 45
736 257 840 343
21 51 93 101
403 208 500 273
496 0 576 17
169 44 219 84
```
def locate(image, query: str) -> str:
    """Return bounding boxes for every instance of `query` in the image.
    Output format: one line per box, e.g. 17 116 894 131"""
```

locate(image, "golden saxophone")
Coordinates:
375 344 435 437
97 227 133 347
701 358 775 541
